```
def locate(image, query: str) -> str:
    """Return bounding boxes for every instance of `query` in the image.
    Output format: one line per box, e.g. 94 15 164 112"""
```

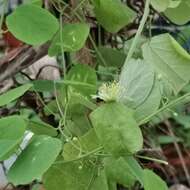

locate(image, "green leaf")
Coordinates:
119 59 155 108
65 115 91 137
68 93 97 110
104 156 143 188
91 169 109 190
164 0 190 25
158 135 181 144
0 116 26 161
174 114 190 129
151 0 170 12
0 83 32 107
7 135 62 185
134 80 161 122
24 0 42 6
107 181 117 190
43 100 57 113
142 33 190 94
143 169 168 190
124 36 147 59
48 23 90 56
97 47 126 67
124 156 144 184
43 157 100 190
27 119 57 136
90 102 143 156
63 129 101 161
6 5 59 45
104 156 143 187
168 0 181 8
93 0 136 33
32 80 55 92
65 64 97 97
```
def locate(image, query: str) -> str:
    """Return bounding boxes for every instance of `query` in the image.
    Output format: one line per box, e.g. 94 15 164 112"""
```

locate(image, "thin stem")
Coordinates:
54 147 103 165
136 155 168 165
71 0 87 17
59 14 67 77
139 92 190 125
54 81 64 118
124 0 151 65
89 32 107 67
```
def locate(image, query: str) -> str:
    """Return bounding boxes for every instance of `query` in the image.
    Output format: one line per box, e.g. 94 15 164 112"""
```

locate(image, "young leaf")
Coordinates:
48 23 90 56
119 59 155 108
7 135 62 185
65 64 97 97
93 0 136 33
0 116 26 161
142 33 190 94
90 102 143 156
143 169 168 190
0 83 32 107
6 5 59 45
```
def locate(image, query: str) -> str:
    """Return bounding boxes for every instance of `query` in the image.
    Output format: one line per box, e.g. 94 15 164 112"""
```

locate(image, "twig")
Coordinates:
165 120 190 186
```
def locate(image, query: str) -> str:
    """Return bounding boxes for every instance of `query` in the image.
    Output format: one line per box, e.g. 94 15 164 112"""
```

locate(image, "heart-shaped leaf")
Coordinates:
90 102 143 156
6 5 59 45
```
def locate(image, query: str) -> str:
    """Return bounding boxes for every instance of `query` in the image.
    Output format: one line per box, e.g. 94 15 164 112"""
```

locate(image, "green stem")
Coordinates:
136 155 168 165
124 0 151 65
54 147 103 165
139 92 190 125
59 14 67 77
89 32 107 66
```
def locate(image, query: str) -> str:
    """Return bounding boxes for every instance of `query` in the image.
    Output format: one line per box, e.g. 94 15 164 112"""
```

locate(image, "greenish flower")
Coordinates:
92 81 120 102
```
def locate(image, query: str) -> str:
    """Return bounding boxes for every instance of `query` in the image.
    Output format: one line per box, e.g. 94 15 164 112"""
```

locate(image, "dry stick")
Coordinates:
0 43 49 82
165 120 190 186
